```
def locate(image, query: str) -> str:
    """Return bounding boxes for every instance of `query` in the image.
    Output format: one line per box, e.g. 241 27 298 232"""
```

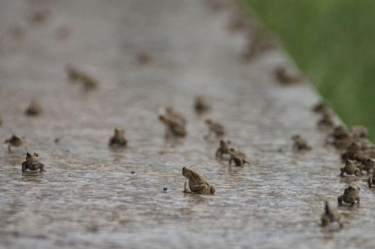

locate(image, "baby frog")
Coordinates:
22 152 45 172
292 135 311 151
338 186 360 207
25 99 42 116
215 140 231 159
274 65 303 85
359 158 375 175
228 147 250 166
182 167 215 195
165 107 187 126
4 134 28 153
159 115 186 138
340 160 362 176
108 128 127 147
321 201 344 228
194 96 211 114
205 119 225 139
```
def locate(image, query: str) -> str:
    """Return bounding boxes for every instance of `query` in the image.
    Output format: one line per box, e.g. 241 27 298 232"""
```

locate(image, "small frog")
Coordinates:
338 186 360 207
228 147 250 166
359 158 375 174
194 96 211 114
351 125 368 139
274 65 303 85
317 113 335 129
108 128 127 147
321 201 344 228
332 126 350 140
79 73 99 91
312 101 329 114
205 119 225 138
291 135 311 151
22 152 45 172
340 159 362 176
25 100 42 116
159 115 186 138
4 135 28 153
215 140 231 158
368 170 375 188
182 167 215 195
165 107 186 126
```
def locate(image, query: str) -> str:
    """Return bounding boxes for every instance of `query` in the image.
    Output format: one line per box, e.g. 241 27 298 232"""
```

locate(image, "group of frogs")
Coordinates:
310 101 375 229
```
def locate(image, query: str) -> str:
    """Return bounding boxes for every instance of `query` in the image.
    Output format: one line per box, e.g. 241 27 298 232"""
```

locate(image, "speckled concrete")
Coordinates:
0 0 373 248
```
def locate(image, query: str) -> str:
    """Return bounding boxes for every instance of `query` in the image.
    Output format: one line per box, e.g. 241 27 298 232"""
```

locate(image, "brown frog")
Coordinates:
25 100 42 116
108 128 127 147
215 140 231 158
292 135 311 151
159 115 186 138
194 96 211 114
205 119 225 138
317 113 335 129
22 152 45 172
4 135 28 153
351 125 368 139
368 170 375 188
165 107 187 126
274 65 303 85
338 186 360 207
65 65 98 91
312 101 329 114
228 147 250 166
359 158 375 174
321 201 344 228
340 159 362 176
182 167 215 195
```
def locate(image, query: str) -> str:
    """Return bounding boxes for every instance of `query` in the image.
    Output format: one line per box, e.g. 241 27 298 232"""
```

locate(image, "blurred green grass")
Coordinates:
244 0 375 141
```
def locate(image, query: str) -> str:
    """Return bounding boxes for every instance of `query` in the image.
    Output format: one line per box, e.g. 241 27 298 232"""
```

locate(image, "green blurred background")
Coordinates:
243 0 375 141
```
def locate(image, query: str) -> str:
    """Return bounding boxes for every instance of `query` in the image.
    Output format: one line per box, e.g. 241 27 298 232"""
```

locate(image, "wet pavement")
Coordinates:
0 0 374 248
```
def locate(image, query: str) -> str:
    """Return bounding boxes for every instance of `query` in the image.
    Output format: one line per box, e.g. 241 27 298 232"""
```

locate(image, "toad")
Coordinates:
108 128 127 147
340 159 362 176
292 135 311 151
159 115 186 138
205 119 225 138
368 170 375 188
274 65 303 85
351 125 368 139
22 152 45 172
25 99 42 116
165 107 186 126
228 147 250 166
215 140 231 158
4 134 28 153
321 201 344 228
182 167 215 195
194 96 211 114
338 186 360 207
359 158 375 175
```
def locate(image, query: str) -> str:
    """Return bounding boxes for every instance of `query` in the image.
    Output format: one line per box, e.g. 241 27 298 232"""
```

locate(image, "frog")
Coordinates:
182 167 215 195
338 186 360 207
291 135 311 151
351 125 368 139
25 99 42 116
79 73 99 91
359 158 375 175
274 65 303 85
215 140 231 158
108 128 127 147
165 107 186 126
317 113 335 129
321 201 344 228
368 170 375 188
205 119 225 138
228 147 250 166
159 115 186 138
22 152 45 172
340 159 362 176
4 134 28 153
194 96 211 114
312 101 329 114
